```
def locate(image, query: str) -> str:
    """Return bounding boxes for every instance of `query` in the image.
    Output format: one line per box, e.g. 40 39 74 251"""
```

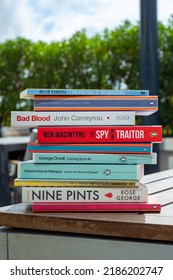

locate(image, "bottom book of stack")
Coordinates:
32 195 161 212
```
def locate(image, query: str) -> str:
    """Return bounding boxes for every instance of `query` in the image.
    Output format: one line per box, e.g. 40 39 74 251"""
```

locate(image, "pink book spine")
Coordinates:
32 196 161 212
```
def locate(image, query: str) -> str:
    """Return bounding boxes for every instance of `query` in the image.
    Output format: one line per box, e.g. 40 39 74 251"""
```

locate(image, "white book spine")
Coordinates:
22 187 148 203
11 111 135 127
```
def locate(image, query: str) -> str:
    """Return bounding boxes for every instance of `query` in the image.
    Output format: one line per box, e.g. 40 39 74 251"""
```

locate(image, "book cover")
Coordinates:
34 95 158 116
14 178 143 188
20 88 149 99
33 152 157 164
32 195 161 212
17 161 144 180
22 186 148 203
37 125 162 144
27 142 152 154
11 111 135 127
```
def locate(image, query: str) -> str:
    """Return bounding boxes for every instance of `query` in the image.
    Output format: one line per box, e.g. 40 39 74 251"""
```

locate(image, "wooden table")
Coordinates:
0 169 173 259
0 136 29 206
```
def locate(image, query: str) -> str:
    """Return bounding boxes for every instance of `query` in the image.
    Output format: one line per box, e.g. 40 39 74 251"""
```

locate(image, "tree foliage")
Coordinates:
0 19 173 135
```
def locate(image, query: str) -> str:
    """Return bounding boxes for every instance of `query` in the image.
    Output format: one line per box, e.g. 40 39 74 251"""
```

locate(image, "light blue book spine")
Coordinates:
20 88 149 99
33 153 157 165
17 161 144 180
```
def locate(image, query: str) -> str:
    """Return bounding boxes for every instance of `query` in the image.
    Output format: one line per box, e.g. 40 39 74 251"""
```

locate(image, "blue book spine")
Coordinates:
28 143 152 154
33 152 157 164
34 98 158 108
20 88 149 99
17 161 144 180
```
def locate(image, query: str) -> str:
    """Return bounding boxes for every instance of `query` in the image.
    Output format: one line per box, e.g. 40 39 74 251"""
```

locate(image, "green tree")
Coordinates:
1 19 173 135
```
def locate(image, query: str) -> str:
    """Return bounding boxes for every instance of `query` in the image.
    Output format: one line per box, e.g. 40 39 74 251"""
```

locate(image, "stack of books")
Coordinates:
11 88 162 212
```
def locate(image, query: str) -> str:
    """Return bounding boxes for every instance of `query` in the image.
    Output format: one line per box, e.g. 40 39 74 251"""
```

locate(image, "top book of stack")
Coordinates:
20 88 158 116
20 88 150 99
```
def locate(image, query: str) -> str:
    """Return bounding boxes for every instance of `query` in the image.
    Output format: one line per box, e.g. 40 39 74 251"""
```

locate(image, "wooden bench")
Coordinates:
0 169 173 259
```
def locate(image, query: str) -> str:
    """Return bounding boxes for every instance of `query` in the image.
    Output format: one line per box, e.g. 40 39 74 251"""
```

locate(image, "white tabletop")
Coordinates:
0 136 30 145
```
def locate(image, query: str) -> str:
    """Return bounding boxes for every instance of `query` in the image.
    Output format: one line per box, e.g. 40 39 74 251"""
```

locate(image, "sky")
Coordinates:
0 0 173 43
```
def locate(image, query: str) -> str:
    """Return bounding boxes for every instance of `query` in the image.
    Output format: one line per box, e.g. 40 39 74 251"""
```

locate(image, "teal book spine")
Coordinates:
27 142 152 154
17 161 144 180
33 152 157 165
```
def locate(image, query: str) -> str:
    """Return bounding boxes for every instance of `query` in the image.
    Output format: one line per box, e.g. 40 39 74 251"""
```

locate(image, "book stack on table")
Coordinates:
11 88 162 212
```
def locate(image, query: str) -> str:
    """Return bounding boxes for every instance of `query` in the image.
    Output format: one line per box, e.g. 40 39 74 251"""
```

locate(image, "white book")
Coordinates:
11 111 135 127
22 186 148 203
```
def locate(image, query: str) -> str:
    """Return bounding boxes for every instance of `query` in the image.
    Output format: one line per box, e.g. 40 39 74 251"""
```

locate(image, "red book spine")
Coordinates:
37 126 162 143
32 196 161 212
